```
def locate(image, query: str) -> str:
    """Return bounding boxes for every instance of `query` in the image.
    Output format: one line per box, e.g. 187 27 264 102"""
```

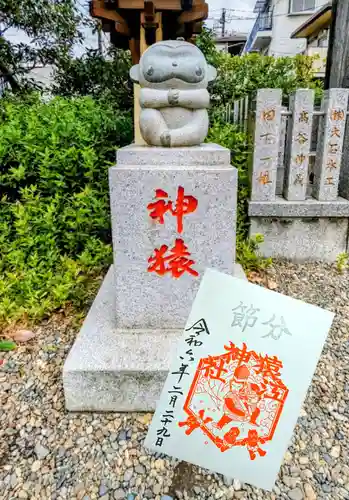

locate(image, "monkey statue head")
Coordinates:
130 39 217 90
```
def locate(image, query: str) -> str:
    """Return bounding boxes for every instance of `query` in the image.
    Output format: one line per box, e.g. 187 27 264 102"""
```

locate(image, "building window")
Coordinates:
289 0 315 13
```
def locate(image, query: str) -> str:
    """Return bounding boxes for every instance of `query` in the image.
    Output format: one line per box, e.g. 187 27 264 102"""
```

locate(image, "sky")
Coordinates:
2 0 257 61
81 0 257 53
206 0 256 34
77 0 257 56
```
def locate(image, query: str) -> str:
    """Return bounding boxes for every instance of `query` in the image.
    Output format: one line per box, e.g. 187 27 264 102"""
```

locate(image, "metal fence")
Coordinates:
225 96 250 134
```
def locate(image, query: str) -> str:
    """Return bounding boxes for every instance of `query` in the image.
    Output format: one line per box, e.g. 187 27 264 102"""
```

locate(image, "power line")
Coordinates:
209 9 312 21
209 0 310 15
208 0 310 22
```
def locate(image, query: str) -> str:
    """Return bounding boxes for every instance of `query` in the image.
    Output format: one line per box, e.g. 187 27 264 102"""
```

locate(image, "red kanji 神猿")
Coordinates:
148 238 198 278
147 186 199 278
179 342 289 459
147 186 198 234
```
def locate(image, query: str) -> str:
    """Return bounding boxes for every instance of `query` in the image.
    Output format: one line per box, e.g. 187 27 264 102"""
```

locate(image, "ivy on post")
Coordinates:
283 89 314 201
250 89 282 202
313 88 349 201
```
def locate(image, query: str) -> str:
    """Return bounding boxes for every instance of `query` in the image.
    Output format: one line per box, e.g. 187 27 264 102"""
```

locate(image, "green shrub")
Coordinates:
196 28 323 109
336 252 349 274
0 94 132 327
52 47 133 112
206 122 249 239
206 121 271 272
211 52 321 108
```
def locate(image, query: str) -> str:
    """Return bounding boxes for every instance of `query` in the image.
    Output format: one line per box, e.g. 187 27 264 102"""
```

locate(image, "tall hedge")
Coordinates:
196 28 323 109
0 94 132 325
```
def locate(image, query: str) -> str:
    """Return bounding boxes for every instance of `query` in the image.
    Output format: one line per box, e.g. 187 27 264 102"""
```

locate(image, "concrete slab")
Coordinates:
116 143 230 167
249 196 349 218
250 216 349 263
63 264 246 412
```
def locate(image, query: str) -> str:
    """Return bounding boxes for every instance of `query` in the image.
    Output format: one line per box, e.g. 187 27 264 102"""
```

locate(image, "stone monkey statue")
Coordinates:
130 39 217 147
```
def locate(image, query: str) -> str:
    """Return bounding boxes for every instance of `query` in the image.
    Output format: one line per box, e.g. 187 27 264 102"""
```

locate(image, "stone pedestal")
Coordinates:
249 196 349 262
63 144 245 411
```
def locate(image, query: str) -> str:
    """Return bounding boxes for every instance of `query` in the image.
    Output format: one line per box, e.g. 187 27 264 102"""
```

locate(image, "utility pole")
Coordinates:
325 0 349 88
220 8 226 37
325 0 349 199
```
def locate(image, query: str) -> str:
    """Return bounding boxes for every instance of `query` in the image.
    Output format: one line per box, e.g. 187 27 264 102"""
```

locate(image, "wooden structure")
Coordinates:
90 0 208 144
90 0 209 63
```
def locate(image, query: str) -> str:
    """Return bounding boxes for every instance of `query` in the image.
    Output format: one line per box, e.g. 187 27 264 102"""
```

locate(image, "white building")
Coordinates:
243 0 330 56
291 2 332 77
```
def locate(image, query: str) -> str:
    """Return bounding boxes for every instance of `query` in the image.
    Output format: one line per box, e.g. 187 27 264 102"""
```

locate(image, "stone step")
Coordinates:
63 266 182 412
63 264 246 412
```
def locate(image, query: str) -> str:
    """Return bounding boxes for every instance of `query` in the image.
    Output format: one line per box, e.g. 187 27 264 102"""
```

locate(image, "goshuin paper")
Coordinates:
145 269 335 491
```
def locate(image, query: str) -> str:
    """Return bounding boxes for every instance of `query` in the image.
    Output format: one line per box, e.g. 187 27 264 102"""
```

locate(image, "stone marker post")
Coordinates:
63 40 244 412
284 89 314 201
313 88 349 201
251 89 282 202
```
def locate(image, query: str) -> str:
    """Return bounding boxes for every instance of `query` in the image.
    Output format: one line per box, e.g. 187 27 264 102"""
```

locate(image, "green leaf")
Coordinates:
0 340 17 351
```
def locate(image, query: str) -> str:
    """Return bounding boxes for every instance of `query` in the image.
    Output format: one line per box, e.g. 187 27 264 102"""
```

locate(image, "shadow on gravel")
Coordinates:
168 461 212 498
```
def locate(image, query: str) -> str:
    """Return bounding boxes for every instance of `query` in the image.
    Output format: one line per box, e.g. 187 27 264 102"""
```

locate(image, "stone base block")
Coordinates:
250 216 349 262
249 196 349 218
63 264 246 412
111 143 238 330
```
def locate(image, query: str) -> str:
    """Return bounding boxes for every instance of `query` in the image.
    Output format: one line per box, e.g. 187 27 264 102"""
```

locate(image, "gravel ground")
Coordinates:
1 261 349 500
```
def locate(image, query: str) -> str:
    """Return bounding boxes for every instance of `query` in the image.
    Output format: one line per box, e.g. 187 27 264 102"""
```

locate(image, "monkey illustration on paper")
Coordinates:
130 39 217 147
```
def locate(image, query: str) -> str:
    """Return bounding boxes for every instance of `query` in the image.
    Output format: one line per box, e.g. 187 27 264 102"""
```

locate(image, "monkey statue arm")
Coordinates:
140 89 171 109
171 89 210 109
140 88 210 110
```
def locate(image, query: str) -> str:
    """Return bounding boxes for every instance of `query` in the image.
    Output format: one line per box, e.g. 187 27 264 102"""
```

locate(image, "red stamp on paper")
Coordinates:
179 342 289 460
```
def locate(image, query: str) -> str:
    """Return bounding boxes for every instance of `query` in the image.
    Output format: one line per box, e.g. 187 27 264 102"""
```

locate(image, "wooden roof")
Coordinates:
291 2 332 40
101 0 206 9
90 0 208 56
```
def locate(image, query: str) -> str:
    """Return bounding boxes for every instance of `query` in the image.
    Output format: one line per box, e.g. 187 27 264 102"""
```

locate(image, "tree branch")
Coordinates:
0 60 20 90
